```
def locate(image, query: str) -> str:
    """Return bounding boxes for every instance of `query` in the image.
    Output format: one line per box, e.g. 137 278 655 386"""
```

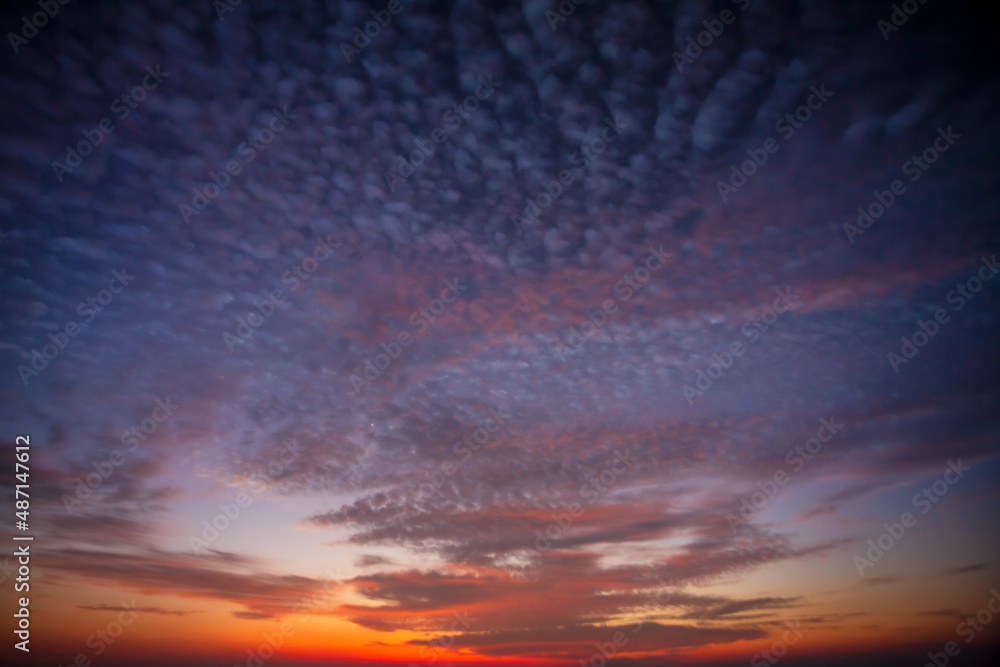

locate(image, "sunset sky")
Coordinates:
1 1 999 666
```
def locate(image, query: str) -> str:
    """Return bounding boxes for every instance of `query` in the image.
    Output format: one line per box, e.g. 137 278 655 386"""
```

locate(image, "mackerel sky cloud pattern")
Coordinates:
0 1 998 666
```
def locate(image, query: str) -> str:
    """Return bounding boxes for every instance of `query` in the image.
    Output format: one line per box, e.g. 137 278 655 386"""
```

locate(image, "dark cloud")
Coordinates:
864 576 904 587
43 547 338 616
354 554 395 568
439 621 767 657
79 604 196 616
919 609 961 618
232 610 276 620
942 563 988 576
679 595 799 620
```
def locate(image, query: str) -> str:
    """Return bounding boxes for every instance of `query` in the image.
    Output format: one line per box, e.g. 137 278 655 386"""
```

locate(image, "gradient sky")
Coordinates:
1 1 999 666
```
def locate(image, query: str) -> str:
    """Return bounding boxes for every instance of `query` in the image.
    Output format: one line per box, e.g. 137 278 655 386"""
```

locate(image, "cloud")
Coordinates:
920 609 961 618
232 611 276 620
45 547 339 617
864 576 904 587
0 0 997 663
354 554 395 568
79 604 196 616
942 563 987 576
679 595 799 620
438 622 767 657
